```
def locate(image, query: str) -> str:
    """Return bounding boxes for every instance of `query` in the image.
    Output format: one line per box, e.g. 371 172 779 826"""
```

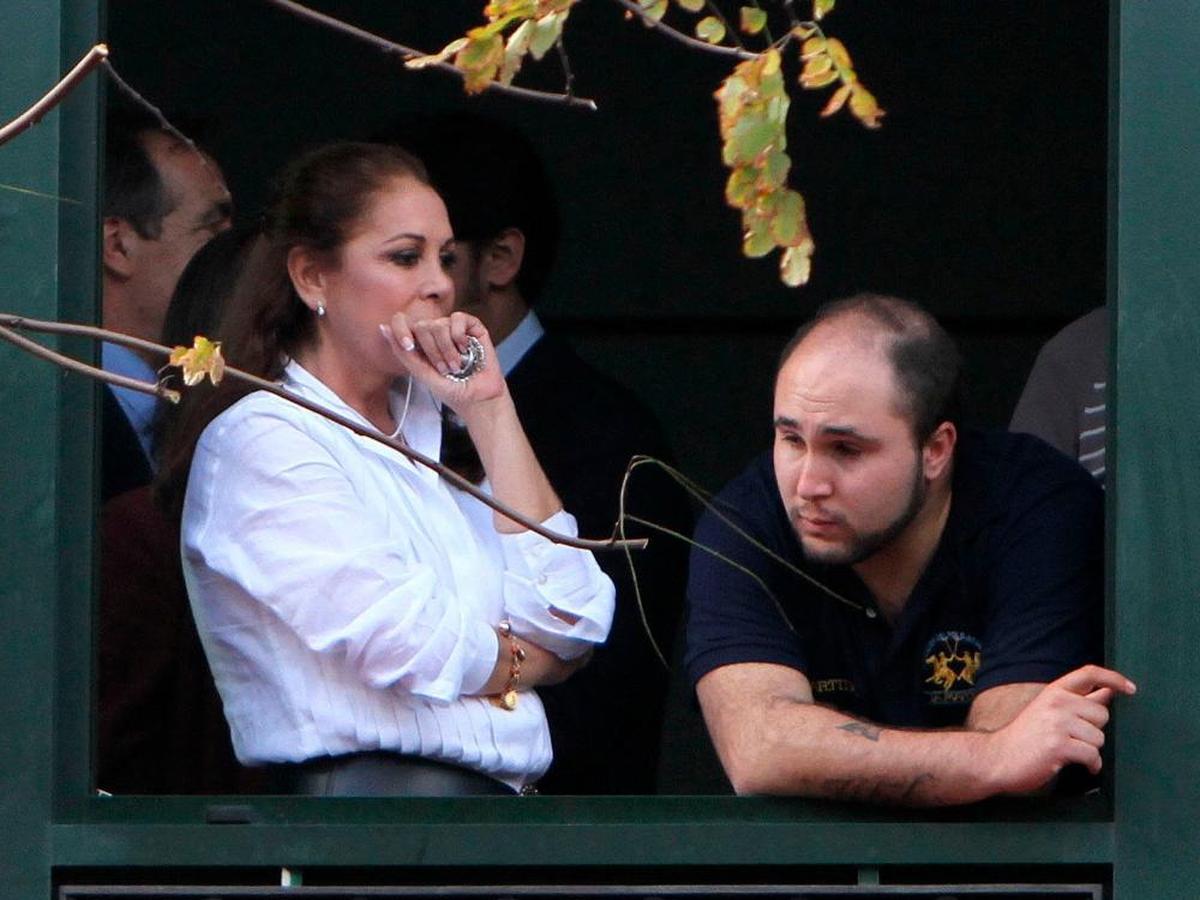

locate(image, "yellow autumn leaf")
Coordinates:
500 19 533 84
740 7 767 35
812 0 836 21
800 36 825 60
820 81 852 117
725 166 760 208
742 213 776 258
780 241 814 287
800 55 837 89
762 147 790 187
676 0 705 11
455 33 506 93
695 16 727 44
405 38 469 70
169 335 225 387
824 36 852 69
486 0 537 18
768 189 808 247
639 0 668 22
848 83 885 128
761 47 782 77
801 68 838 90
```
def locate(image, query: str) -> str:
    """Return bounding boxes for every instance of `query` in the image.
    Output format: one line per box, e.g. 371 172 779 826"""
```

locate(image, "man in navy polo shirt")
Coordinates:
685 293 1135 805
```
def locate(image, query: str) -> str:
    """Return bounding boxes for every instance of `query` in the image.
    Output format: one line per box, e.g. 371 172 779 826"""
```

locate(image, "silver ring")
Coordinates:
446 335 486 382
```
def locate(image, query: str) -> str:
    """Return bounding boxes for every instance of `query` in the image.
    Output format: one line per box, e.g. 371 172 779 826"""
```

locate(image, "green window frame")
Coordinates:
1 1 1197 896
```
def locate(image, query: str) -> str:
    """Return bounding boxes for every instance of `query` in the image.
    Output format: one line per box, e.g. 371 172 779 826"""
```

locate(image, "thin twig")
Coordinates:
555 35 576 100
0 183 83 205
0 313 645 554
0 44 109 149
261 0 598 111
609 0 755 59
616 458 670 668
703 0 744 51
0 325 181 403
620 455 862 614
101 61 201 155
749 0 775 45
782 0 804 30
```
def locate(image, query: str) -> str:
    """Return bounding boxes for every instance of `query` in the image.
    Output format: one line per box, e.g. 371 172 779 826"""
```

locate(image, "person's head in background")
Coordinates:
102 104 233 351
380 112 560 343
152 223 260 463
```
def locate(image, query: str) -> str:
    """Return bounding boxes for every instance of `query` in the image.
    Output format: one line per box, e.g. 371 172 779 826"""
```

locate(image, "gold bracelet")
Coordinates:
491 619 526 711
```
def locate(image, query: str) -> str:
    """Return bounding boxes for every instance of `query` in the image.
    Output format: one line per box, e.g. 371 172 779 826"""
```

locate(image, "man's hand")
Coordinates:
981 664 1136 795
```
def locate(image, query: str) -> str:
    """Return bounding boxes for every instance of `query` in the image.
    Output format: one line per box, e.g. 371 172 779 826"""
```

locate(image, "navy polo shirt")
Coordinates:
684 430 1104 728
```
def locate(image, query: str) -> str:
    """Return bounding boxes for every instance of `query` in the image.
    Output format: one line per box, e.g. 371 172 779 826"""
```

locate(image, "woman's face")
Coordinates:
310 175 457 375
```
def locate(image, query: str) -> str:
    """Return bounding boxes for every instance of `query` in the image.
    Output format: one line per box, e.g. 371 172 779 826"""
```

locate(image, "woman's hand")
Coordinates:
380 311 505 413
384 310 561 532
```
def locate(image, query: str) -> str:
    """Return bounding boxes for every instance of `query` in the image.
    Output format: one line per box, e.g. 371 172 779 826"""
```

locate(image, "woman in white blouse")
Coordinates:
167 142 614 795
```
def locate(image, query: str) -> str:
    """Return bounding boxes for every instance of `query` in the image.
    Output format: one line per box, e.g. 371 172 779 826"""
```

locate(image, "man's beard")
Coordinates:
796 460 927 567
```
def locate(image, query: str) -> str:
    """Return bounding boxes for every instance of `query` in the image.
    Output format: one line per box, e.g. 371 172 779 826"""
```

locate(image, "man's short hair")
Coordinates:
103 107 174 240
379 112 560 304
779 292 963 442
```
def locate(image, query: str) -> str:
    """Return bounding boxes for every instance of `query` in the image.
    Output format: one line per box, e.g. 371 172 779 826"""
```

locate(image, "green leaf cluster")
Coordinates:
405 0 576 93
409 0 884 288
716 50 814 286
798 33 884 128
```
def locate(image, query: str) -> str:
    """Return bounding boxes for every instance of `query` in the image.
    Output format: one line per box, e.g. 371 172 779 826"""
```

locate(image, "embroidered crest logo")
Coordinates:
923 631 982 703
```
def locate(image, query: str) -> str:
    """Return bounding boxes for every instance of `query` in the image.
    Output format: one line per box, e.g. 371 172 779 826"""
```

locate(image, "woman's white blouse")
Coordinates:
181 360 615 789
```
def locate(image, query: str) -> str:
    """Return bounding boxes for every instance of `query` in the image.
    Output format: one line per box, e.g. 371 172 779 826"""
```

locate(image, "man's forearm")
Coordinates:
699 663 1132 806
722 696 995 806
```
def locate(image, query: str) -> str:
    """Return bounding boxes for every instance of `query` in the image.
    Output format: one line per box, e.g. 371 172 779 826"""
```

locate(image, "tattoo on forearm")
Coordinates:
837 721 881 742
821 772 935 804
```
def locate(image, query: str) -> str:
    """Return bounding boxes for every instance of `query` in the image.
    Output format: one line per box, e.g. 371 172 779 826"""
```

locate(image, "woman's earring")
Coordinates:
316 302 326 318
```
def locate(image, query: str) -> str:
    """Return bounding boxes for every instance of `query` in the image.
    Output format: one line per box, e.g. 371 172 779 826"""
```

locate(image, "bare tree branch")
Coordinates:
0 313 645 553
102 61 202 155
261 0 598 111
0 324 180 403
556 35 576 101
609 0 756 59
0 44 109 149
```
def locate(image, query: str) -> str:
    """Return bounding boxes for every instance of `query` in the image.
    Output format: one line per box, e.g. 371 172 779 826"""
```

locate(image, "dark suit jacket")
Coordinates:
506 334 692 794
101 384 153 503
97 486 255 794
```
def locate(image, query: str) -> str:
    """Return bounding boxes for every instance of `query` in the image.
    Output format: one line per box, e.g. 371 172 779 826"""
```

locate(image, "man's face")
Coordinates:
446 239 486 315
126 132 232 339
773 321 928 567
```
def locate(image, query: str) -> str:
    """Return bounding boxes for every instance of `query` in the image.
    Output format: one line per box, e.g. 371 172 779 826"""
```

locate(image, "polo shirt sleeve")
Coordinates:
684 456 809 688
974 454 1105 692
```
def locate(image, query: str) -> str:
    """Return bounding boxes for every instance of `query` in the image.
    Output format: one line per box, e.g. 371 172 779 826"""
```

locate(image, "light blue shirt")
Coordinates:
495 310 545 377
102 341 159 466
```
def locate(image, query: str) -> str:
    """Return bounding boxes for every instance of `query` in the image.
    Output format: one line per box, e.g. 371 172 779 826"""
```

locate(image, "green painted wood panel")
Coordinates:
0 0 1196 895
1110 1 1200 897
1 3 64 896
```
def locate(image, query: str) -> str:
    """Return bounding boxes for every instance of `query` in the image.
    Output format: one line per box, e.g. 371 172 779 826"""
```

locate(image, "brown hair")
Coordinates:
156 142 431 518
777 292 963 443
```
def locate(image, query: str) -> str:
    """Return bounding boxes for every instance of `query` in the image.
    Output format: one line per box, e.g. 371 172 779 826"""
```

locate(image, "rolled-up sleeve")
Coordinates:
498 510 615 660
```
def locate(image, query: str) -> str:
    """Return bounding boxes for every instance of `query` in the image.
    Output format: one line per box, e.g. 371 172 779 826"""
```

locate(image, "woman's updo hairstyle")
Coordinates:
226 142 432 381
158 142 432 519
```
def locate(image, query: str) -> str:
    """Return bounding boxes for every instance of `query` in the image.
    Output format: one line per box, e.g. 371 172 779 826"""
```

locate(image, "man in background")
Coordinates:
1010 306 1108 486
101 107 232 498
392 112 691 794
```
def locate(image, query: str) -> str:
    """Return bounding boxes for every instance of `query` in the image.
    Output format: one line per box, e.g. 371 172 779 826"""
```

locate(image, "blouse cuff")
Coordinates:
457 620 503 698
499 510 615 660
